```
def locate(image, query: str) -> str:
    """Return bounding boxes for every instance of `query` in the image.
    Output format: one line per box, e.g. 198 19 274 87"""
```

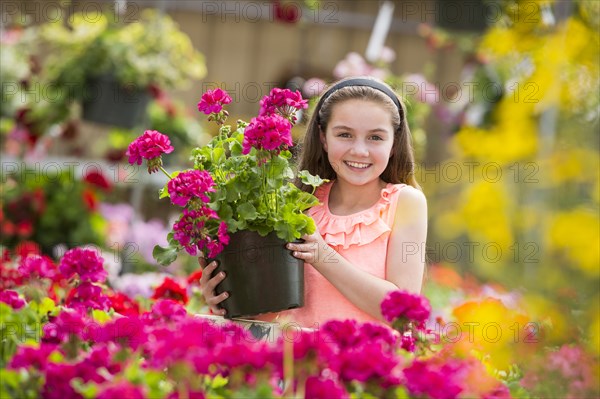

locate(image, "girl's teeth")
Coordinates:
346 161 369 169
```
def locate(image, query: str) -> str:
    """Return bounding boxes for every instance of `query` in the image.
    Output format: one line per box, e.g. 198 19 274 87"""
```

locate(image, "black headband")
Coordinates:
315 78 404 126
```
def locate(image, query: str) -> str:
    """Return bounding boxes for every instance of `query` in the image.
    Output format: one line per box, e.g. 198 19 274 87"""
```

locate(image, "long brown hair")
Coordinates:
296 76 420 191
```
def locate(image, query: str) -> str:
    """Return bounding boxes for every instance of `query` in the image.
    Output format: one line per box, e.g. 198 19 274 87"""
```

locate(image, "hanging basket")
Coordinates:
211 230 304 319
82 74 151 129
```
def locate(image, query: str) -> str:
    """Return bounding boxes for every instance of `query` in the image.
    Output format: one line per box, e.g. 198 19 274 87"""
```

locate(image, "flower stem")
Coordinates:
159 166 173 179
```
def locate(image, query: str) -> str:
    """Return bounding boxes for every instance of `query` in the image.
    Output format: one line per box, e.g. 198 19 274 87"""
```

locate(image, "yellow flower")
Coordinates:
460 180 514 252
539 148 600 187
546 208 600 276
480 27 518 58
451 297 533 370
453 96 538 164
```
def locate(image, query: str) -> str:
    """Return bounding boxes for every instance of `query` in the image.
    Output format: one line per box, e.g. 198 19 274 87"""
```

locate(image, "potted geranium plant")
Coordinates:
126 87 326 318
40 9 206 128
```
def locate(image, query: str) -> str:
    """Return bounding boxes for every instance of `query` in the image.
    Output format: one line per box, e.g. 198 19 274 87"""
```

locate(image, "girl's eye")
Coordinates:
370 135 383 141
338 133 351 138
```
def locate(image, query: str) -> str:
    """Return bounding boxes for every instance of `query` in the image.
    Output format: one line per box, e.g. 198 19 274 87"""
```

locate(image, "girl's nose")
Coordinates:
350 141 369 157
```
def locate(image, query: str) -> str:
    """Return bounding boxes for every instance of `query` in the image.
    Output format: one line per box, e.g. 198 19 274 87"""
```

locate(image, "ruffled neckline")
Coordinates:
308 181 404 249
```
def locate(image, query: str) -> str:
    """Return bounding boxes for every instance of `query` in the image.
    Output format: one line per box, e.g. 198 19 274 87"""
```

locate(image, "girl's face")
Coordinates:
321 99 395 188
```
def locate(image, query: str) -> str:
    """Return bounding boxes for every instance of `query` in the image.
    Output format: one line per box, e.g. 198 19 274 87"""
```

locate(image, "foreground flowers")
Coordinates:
2 247 598 398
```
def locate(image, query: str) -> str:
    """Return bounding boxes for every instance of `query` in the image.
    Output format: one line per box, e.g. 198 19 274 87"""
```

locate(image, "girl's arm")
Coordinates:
287 186 427 321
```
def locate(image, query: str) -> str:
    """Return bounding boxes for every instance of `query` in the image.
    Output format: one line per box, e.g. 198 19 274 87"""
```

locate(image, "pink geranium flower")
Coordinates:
59 247 107 283
242 114 293 154
167 170 216 207
197 88 232 115
172 207 225 256
97 382 146 399
0 289 26 310
258 87 308 121
18 254 57 280
65 282 111 312
380 290 431 326
305 376 349 399
126 130 174 173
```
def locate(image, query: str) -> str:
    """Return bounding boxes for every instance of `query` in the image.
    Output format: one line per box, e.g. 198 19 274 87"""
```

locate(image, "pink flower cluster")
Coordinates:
173 208 229 257
258 87 308 121
66 281 112 312
59 247 107 283
0 289 26 309
126 130 174 173
242 113 293 155
57 248 111 312
18 254 57 280
197 88 232 115
167 169 216 207
381 290 431 326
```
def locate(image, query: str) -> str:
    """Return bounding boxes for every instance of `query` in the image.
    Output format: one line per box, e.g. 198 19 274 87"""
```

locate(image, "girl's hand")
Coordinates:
197 257 229 316
286 231 334 267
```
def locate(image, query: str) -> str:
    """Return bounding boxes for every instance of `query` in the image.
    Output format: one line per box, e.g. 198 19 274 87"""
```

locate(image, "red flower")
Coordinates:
151 277 188 304
108 291 140 316
83 170 112 191
16 221 33 237
187 269 203 285
0 266 22 290
15 241 40 259
82 189 98 211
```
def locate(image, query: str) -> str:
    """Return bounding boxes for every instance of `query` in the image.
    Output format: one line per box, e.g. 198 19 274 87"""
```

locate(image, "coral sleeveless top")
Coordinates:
259 181 406 329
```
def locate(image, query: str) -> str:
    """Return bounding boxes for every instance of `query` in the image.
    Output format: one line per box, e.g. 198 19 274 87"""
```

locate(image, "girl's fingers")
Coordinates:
208 271 226 291
199 261 219 285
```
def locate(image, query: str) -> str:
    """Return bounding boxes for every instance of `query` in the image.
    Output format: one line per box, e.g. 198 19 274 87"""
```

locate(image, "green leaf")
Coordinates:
237 203 257 220
152 244 179 266
91 309 111 324
299 170 328 188
158 186 169 199
211 147 225 164
29 297 56 317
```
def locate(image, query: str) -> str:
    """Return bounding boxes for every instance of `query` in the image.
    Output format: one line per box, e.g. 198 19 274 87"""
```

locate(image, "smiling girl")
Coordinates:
201 77 427 328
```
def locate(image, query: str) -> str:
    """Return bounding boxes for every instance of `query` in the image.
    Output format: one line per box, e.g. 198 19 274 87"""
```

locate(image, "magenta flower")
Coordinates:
97 381 146 399
173 207 218 256
258 88 308 121
65 282 111 312
42 309 88 343
380 290 431 326
242 114 293 154
0 290 26 310
206 238 224 258
59 247 107 283
334 344 400 386
143 299 188 323
218 222 230 245
400 333 416 352
18 254 57 280
89 316 146 350
197 88 232 115
305 376 348 399
127 130 174 173
167 169 216 207
8 343 57 371
402 359 464 399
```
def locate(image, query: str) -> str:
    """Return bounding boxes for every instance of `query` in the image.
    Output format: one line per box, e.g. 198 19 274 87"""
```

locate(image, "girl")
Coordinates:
199 77 427 328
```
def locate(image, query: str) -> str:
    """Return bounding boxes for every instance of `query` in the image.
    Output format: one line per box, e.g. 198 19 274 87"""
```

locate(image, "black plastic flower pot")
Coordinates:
211 230 304 319
82 74 151 129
